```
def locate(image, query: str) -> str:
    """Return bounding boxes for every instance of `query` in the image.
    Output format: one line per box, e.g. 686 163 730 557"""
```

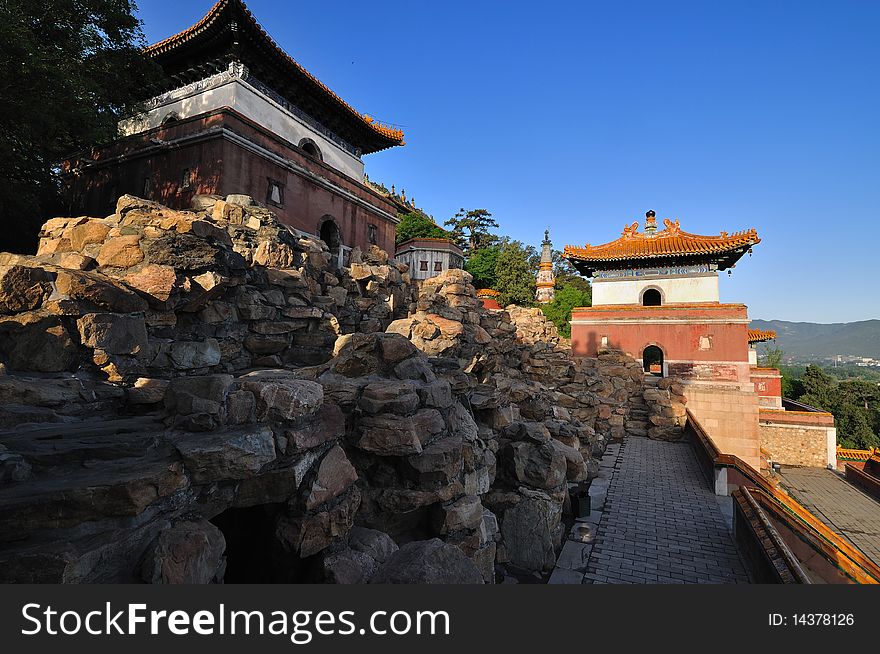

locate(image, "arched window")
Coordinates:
642 288 662 306
299 138 322 161
643 345 664 377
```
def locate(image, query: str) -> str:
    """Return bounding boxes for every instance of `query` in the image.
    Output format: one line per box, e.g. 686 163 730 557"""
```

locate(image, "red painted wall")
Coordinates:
570 304 751 382
750 368 782 399
62 109 398 254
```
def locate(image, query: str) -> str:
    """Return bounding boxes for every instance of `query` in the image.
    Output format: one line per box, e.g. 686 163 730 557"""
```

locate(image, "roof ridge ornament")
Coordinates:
622 221 639 238
645 210 657 235
663 218 681 236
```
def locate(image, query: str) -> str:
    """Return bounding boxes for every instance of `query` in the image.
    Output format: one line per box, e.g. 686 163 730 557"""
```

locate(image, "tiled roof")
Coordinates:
748 329 777 344
564 217 760 269
144 0 404 147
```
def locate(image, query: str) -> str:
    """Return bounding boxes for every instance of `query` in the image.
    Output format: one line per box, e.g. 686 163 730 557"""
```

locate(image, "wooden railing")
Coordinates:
687 410 880 584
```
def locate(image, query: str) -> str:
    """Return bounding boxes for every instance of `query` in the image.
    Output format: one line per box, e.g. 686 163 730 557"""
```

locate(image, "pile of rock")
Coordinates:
1 194 412 390
644 377 688 441
384 269 649 578
0 195 653 584
505 304 560 346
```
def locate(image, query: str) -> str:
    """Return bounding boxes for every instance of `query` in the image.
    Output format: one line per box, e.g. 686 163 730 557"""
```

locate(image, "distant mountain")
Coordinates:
750 319 880 360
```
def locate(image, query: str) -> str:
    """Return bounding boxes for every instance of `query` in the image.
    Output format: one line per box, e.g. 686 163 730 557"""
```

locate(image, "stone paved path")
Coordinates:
550 436 750 584
778 467 880 566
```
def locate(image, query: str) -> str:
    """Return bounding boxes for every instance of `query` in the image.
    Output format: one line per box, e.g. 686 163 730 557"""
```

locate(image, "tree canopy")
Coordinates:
444 208 498 254
0 0 159 253
464 244 501 289
494 239 537 306
541 284 592 337
395 211 451 244
786 364 880 449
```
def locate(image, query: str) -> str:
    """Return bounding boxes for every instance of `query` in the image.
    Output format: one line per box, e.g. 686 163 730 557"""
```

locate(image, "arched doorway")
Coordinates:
643 345 664 376
642 288 662 306
319 218 342 268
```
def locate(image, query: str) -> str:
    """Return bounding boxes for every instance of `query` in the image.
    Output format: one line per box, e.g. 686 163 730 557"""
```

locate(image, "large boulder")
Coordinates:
141 520 226 584
370 539 483 584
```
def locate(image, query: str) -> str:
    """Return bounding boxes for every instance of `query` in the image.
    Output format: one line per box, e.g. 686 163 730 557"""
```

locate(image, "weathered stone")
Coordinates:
500 493 562 573
433 495 483 534
77 313 148 356
357 414 422 456
164 374 234 419
67 220 111 251
551 439 589 483
123 264 177 306
141 520 226 584
276 488 360 557
502 440 566 490
407 435 463 487
305 446 358 510
0 265 52 314
128 378 169 405
0 313 78 372
55 269 148 313
370 539 483 584
168 339 221 369
97 235 144 268
358 381 419 415
239 372 323 422
171 426 276 483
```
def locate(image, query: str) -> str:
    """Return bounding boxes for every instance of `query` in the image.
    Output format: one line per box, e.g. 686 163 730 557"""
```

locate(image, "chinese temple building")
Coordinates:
564 210 764 466
395 237 465 282
61 0 404 261
535 230 556 304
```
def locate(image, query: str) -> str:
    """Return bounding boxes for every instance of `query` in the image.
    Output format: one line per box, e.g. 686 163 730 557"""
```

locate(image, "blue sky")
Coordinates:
137 0 880 323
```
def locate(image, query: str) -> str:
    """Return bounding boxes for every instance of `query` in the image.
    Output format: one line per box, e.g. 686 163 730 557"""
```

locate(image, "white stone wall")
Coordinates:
592 274 719 306
120 73 365 181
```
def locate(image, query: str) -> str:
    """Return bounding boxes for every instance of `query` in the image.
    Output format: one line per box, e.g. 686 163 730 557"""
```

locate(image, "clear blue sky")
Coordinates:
137 0 880 323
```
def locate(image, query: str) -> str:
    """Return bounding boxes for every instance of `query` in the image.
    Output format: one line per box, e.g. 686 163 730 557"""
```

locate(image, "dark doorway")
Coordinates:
319 219 340 250
642 288 662 306
643 345 664 376
211 504 307 583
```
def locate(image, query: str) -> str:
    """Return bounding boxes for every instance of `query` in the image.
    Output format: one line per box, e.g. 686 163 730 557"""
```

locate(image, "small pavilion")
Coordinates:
564 210 763 466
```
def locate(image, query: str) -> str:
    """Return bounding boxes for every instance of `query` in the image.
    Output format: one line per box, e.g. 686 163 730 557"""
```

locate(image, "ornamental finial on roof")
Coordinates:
645 210 657 235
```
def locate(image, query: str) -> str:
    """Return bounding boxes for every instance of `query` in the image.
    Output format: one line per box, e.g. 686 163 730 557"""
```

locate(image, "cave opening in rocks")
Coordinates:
211 504 304 583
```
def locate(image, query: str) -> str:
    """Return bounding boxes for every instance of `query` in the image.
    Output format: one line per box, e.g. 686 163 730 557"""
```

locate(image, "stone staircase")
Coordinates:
626 375 658 438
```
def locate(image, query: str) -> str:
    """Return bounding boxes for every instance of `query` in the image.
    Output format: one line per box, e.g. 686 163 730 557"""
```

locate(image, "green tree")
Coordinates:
541 284 592 338
395 211 450 244
0 0 159 253
444 208 498 253
761 345 784 370
464 244 500 289
799 365 837 408
494 239 536 306
835 404 879 450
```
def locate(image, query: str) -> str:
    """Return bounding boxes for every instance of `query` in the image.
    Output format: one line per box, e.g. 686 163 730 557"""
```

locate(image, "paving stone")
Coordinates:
580 436 750 584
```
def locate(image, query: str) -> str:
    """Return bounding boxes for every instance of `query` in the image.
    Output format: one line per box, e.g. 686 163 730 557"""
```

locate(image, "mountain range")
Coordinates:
750 319 880 360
